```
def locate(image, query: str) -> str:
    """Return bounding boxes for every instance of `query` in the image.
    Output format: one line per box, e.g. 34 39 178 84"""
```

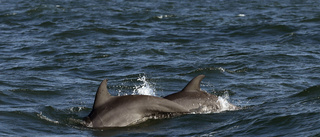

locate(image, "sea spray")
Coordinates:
132 76 156 96
216 92 238 112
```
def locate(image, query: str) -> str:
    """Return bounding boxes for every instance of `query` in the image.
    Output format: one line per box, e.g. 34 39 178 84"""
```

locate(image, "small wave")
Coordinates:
37 112 59 124
291 85 320 98
68 118 88 128
183 67 250 75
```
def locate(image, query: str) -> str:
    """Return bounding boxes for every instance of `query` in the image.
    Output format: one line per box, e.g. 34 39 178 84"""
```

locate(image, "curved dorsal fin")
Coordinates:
93 79 112 109
181 75 205 92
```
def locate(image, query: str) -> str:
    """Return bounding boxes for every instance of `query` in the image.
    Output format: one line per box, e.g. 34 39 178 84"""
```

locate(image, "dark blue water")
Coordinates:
1 0 320 136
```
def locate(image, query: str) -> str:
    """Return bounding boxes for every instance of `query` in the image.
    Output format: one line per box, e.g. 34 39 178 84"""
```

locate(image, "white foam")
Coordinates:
156 15 173 19
69 106 85 112
117 89 128 96
218 67 226 72
237 14 246 17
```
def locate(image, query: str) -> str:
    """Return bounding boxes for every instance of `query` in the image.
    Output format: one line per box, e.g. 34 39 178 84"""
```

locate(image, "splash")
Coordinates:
216 92 238 112
189 91 238 114
132 76 156 96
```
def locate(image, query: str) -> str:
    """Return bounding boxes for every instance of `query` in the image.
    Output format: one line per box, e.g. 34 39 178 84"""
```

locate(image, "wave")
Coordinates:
181 67 250 76
37 112 59 124
291 85 320 97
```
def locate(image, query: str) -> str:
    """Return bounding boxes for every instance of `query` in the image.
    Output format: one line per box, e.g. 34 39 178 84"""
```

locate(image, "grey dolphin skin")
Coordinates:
84 79 189 128
164 75 237 113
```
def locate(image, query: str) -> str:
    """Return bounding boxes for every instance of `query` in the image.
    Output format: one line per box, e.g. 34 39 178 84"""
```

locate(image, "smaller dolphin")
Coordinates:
84 79 189 128
164 75 237 113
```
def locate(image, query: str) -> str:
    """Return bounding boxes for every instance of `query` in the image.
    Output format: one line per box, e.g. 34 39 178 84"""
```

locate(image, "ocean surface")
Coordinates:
1 0 320 136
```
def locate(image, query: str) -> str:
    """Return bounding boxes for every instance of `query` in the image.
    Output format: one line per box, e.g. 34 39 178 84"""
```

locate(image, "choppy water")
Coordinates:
1 0 320 136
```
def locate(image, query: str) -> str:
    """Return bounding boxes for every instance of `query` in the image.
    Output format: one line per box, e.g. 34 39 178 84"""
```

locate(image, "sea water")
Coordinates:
1 0 320 136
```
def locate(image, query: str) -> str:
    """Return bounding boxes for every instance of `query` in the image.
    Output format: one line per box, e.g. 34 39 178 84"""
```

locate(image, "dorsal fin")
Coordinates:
92 79 112 109
181 75 205 92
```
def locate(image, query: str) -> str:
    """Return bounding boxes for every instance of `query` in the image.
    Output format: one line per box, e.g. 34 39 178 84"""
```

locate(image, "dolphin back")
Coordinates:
85 79 189 127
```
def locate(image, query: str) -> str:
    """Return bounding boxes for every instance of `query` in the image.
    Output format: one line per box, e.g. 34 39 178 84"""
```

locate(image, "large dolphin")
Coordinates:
164 75 237 113
84 79 189 128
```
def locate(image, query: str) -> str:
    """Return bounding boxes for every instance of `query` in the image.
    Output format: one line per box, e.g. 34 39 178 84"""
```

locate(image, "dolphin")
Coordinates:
84 79 189 128
164 75 237 113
